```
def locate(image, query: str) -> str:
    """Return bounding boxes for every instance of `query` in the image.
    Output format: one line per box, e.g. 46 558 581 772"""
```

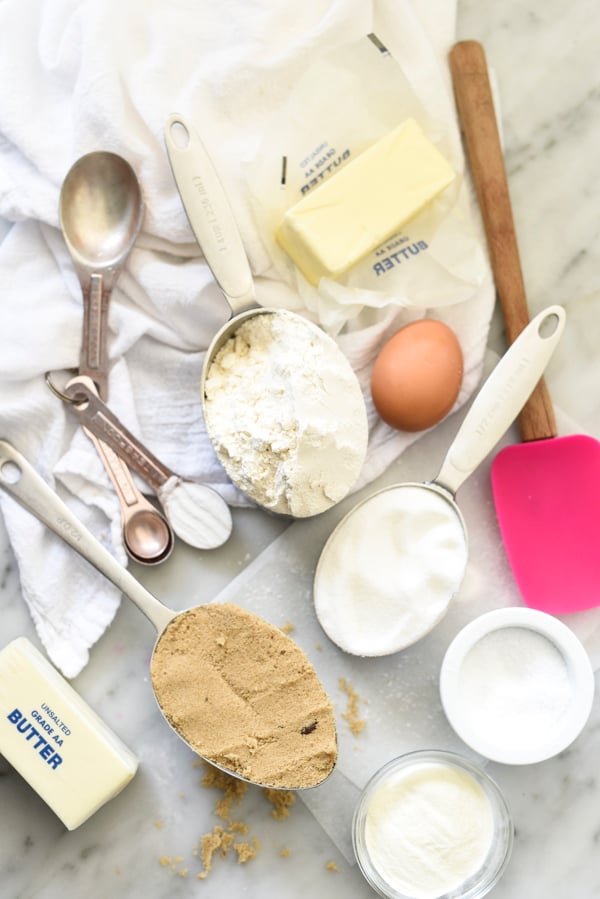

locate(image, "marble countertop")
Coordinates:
2 1 600 897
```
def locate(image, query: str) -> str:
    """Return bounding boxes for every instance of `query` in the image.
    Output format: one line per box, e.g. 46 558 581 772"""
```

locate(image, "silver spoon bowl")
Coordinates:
0 440 337 790
60 151 144 400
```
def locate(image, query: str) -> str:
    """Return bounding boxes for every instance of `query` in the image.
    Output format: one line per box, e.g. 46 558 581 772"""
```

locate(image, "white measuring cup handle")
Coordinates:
0 440 175 634
165 113 256 314
435 305 566 495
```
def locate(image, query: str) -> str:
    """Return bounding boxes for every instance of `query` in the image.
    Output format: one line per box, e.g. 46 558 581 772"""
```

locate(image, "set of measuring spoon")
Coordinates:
51 116 370 564
53 150 232 562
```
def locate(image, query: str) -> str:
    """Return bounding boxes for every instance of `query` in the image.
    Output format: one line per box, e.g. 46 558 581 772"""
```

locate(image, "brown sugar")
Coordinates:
201 760 248 821
263 788 296 820
196 825 260 879
159 760 300 882
338 676 366 736
151 603 337 788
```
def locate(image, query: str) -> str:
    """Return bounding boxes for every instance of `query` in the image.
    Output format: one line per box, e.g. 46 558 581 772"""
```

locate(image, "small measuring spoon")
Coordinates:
62 375 232 550
165 114 368 517
60 151 144 400
86 431 174 565
314 306 566 657
0 440 337 790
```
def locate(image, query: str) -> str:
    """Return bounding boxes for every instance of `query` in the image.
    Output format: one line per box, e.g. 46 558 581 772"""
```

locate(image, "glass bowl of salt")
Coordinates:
352 749 513 899
440 607 595 765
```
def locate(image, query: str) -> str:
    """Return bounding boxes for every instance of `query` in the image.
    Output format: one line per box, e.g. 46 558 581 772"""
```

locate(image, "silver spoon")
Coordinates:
313 306 565 657
0 439 337 790
59 151 144 400
62 375 232 550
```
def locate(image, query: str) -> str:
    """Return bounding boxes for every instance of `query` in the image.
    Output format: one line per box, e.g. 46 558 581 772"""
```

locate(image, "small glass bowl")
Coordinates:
352 750 513 899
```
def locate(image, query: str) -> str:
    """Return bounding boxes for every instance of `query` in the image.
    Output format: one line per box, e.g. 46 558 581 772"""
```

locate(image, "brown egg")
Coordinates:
371 319 464 432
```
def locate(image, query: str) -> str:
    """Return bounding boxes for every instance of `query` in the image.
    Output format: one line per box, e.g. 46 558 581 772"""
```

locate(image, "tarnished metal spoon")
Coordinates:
59 151 144 400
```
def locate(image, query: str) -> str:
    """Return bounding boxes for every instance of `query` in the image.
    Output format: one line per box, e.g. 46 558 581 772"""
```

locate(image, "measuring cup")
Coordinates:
62 375 232 550
314 306 566 657
0 439 337 790
164 114 368 517
59 151 144 400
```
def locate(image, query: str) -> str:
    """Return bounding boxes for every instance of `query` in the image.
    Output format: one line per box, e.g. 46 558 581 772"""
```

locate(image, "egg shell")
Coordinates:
371 319 464 432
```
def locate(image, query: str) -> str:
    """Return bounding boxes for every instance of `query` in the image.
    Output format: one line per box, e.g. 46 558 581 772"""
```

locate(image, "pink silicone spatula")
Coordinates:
450 39 600 615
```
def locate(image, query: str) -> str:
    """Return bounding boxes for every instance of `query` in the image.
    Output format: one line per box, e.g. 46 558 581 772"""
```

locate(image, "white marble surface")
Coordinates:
2 1 600 898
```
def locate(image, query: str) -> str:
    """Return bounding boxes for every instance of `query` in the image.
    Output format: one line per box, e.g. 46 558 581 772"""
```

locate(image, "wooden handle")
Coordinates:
449 39 557 441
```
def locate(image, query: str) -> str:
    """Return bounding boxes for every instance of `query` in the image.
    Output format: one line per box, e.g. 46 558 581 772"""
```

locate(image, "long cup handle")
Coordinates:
165 114 256 314
0 440 175 634
450 39 557 441
435 305 565 495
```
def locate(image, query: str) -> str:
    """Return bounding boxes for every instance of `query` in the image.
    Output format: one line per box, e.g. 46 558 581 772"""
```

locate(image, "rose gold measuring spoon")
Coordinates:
61 375 232 550
0 439 337 791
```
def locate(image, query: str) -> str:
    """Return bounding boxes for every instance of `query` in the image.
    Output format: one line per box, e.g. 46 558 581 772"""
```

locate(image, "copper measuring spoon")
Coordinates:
59 153 173 564
62 375 232 550
87 433 174 565
0 439 337 790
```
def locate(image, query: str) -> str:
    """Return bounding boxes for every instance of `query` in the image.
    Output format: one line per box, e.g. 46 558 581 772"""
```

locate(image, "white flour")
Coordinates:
364 761 494 899
314 485 468 655
203 311 367 516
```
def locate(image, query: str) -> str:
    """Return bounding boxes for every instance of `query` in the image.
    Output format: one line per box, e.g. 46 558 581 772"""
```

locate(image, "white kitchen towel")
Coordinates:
0 0 494 677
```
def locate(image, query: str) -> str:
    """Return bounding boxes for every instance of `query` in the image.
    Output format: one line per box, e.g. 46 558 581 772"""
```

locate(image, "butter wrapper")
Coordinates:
246 34 487 333
0 637 138 830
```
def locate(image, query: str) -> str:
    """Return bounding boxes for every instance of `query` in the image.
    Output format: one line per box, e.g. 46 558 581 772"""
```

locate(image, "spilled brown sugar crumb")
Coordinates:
263 787 296 820
195 761 296 879
338 676 366 736
197 825 260 880
150 603 337 788
201 759 248 820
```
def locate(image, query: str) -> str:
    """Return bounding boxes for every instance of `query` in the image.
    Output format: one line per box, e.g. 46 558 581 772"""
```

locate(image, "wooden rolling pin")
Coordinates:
449 39 557 441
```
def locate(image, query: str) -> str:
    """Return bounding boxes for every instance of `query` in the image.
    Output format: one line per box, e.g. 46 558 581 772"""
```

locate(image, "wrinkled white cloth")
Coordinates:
0 0 494 677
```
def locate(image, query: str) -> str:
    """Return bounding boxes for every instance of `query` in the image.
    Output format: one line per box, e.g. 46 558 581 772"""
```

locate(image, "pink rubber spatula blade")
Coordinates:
450 40 600 615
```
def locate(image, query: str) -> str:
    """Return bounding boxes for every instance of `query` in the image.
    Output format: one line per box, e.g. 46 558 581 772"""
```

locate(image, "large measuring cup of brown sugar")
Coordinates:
0 441 337 791
165 115 369 519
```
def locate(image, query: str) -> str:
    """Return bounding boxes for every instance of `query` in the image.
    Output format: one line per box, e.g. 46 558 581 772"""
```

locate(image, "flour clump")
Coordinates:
203 311 367 516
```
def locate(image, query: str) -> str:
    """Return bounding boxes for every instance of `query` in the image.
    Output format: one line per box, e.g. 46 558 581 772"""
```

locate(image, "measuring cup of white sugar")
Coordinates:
440 608 595 765
314 306 565 656
165 116 368 517
353 750 513 899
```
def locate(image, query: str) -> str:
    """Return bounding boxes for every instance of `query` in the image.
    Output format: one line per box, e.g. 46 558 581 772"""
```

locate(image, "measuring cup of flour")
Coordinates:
165 115 368 518
0 440 337 790
314 306 566 657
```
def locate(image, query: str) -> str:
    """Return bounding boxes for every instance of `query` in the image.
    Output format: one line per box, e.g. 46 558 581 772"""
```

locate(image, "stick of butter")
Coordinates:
276 119 455 285
0 637 138 830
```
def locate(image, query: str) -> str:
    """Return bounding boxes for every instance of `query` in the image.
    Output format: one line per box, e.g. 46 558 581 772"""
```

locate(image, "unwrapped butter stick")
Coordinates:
276 118 455 285
0 638 138 830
